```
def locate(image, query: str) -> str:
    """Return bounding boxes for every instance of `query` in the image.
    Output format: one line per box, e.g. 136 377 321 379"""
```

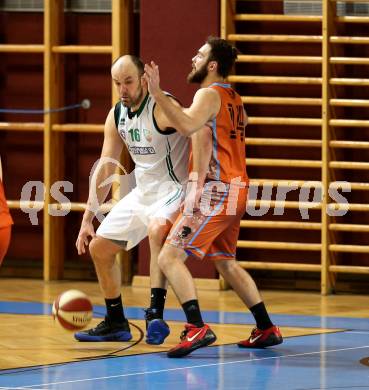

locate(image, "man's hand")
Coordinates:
182 172 205 215
144 61 162 98
76 220 96 255
193 185 204 211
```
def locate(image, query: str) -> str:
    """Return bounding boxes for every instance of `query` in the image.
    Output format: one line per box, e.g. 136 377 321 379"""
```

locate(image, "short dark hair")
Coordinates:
129 55 144 76
206 36 238 78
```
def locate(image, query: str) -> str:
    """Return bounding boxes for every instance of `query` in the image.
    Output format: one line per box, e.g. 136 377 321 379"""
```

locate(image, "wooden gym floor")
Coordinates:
0 278 368 389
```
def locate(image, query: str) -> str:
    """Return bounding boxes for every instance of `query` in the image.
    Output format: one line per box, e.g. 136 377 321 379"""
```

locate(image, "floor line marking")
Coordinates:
14 344 369 389
346 331 369 334
0 387 45 390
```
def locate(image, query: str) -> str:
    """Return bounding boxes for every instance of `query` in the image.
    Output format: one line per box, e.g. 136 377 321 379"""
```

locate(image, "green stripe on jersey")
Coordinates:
165 188 182 206
166 139 180 184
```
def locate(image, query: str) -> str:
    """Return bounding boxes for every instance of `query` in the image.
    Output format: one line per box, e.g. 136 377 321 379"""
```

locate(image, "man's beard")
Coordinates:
187 62 209 84
122 86 144 108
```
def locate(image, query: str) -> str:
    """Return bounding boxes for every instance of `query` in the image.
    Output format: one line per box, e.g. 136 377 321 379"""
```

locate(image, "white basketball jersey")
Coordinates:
114 93 189 195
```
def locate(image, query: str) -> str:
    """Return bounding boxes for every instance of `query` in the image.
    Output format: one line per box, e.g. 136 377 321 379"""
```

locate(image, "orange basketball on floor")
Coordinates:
52 289 93 331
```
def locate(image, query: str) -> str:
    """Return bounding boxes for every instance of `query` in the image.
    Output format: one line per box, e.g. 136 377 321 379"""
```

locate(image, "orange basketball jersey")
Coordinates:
0 179 13 229
206 82 248 184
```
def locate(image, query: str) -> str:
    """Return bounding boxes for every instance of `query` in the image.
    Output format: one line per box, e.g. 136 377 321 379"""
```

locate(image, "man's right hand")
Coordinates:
76 221 96 255
144 61 162 99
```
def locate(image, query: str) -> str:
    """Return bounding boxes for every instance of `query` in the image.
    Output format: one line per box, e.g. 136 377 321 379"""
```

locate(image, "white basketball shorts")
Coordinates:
96 185 184 250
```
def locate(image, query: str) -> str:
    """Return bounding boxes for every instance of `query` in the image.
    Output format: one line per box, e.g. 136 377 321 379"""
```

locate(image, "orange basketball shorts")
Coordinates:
166 181 247 260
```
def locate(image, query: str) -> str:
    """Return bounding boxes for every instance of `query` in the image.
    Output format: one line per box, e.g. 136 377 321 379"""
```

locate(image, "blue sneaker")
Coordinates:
144 308 170 345
74 316 132 342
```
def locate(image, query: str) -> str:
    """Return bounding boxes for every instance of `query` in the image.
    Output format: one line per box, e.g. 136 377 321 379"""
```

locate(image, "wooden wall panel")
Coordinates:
140 0 220 106
0 11 111 275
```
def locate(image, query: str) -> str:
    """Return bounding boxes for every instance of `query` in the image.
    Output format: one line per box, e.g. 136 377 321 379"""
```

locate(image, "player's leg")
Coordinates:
0 225 11 266
158 242 197 304
144 186 185 344
215 259 262 307
74 236 132 342
144 218 172 344
215 259 282 348
158 197 231 357
210 218 263 308
158 184 243 357
75 190 147 342
0 178 13 266
148 219 171 293
211 215 283 349
89 236 123 298
158 242 216 357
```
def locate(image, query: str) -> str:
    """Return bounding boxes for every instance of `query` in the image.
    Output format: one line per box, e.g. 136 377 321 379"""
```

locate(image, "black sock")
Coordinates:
250 302 273 330
105 296 126 323
182 299 204 328
150 288 167 319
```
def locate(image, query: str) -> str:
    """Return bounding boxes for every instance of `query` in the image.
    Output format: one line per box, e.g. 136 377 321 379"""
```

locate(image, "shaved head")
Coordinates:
111 55 144 77
111 55 146 109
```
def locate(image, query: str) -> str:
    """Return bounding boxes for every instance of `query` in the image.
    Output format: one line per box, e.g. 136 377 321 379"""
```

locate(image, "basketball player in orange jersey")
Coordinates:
0 156 13 266
144 36 283 357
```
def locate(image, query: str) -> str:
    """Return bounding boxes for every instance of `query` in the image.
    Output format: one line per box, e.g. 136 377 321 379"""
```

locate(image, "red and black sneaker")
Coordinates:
238 325 283 348
167 323 217 358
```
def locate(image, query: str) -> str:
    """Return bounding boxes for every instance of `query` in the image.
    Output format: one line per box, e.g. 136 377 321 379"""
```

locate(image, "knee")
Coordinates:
148 219 171 248
157 244 174 271
89 236 117 262
89 237 102 261
215 259 237 275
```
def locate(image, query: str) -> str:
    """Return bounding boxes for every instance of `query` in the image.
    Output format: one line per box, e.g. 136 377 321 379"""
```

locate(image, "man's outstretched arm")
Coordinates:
144 61 220 136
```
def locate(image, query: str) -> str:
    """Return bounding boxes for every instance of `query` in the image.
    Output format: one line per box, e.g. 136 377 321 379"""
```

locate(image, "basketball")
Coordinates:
52 289 93 331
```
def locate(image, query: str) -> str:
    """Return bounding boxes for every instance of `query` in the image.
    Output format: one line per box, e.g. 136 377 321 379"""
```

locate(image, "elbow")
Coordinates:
176 125 194 137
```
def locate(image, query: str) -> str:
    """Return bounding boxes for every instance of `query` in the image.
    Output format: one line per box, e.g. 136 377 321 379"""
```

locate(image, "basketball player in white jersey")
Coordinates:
75 55 189 344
